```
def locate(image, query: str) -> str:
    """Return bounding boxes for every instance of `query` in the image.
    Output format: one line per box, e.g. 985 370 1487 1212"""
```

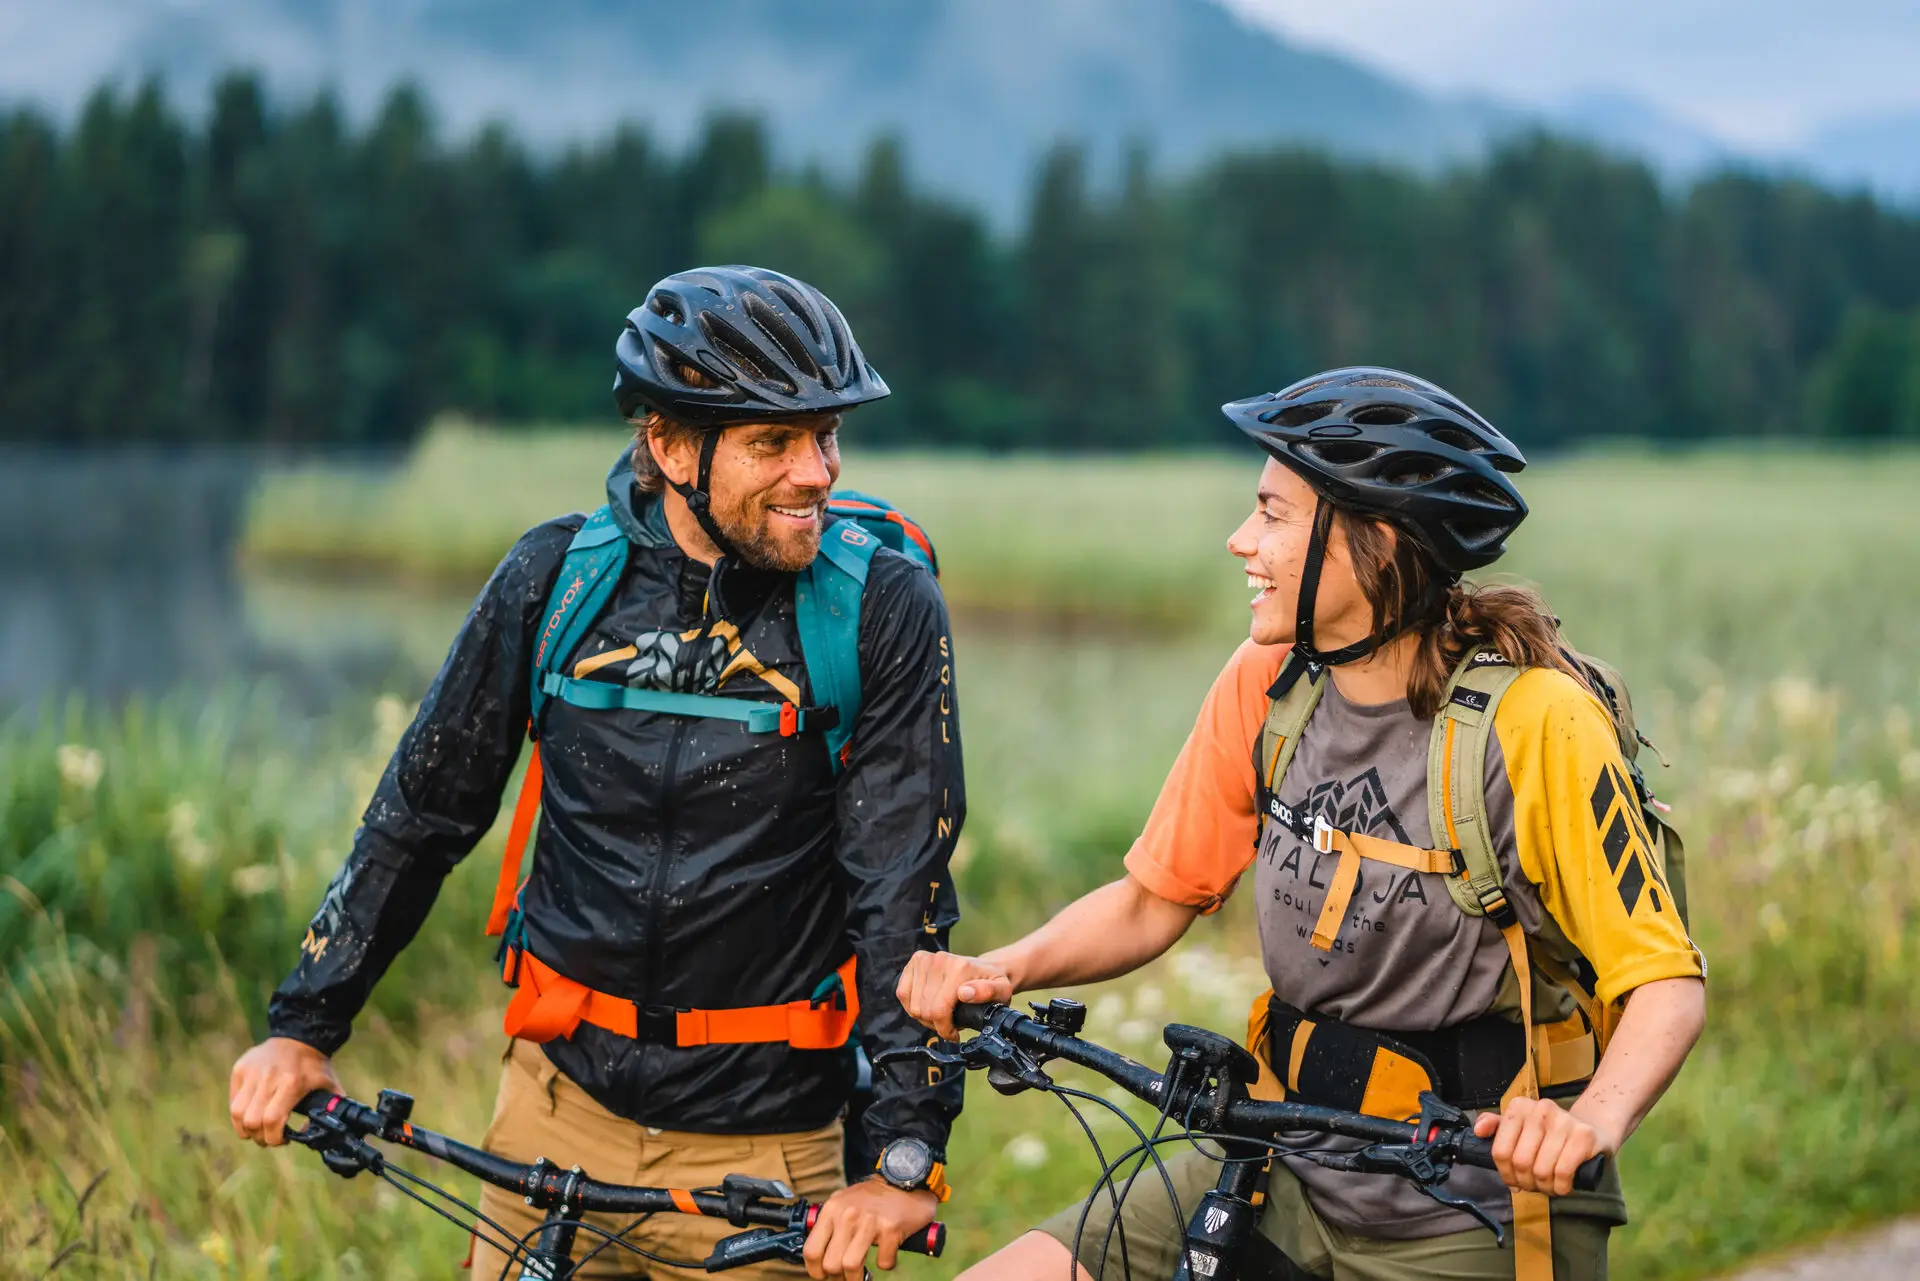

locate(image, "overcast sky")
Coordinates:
1225 0 1920 148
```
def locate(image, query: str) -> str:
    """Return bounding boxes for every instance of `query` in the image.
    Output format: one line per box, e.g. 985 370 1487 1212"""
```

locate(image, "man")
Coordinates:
229 266 964 1280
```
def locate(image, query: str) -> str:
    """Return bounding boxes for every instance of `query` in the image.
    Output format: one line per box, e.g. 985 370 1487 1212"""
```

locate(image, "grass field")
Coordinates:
7 432 1920 1277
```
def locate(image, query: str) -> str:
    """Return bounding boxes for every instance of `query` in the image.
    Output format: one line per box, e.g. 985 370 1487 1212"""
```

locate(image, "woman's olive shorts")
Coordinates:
1035 1146 1623 1281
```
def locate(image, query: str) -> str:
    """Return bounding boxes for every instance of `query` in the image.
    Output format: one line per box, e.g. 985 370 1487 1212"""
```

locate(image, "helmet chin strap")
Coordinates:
1272 497 1439 697
665 427 744 564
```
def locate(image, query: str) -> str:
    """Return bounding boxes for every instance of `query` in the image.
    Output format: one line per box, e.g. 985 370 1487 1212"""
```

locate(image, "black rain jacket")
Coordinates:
269 457 965 1157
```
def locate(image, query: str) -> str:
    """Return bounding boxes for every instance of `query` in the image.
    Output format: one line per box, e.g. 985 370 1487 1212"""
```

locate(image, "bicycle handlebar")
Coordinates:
288 1090 946 1256
949 1002 1609 1195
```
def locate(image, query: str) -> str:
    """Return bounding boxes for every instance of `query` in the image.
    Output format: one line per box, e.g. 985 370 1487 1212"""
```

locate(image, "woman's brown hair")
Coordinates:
1334 506 1581 719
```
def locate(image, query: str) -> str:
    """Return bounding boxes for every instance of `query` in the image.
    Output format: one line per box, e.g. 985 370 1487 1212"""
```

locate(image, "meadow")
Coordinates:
5 426 1920 1278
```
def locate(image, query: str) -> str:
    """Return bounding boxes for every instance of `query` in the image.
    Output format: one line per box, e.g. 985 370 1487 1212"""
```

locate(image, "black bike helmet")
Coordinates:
615 265 888 559
1223 368 1529 679
614 265 889 425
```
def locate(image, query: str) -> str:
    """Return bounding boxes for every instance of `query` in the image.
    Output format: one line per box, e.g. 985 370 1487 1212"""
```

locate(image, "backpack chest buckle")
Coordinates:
1312 815 1337 854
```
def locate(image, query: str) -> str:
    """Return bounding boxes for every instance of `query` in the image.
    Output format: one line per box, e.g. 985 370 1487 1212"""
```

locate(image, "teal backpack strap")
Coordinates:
529 505 630 731
537 672 835 736
796 519 883 773
1428 650 1524 921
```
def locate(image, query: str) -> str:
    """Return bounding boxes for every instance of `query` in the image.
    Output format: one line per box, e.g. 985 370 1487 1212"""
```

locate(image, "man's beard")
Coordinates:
710 490 825 572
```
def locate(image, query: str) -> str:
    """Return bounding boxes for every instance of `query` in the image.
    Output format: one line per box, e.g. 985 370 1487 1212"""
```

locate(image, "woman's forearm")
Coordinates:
987 874 1201 994
1570 976 1706 1147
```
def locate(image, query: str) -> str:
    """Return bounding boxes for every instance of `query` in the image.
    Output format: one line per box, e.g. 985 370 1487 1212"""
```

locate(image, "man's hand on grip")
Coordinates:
229 1037 342 1147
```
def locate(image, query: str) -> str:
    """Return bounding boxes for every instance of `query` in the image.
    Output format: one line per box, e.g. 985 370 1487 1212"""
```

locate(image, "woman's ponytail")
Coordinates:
1337 509 1579 720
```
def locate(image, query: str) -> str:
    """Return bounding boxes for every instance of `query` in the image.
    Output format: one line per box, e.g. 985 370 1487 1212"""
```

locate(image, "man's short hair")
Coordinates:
630 410 707 494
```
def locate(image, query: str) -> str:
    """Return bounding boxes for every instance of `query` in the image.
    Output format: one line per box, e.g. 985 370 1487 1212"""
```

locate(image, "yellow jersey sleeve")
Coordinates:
1493 668 1704 1007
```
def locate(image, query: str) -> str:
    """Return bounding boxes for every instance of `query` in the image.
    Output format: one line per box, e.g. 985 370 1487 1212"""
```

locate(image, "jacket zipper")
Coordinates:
641 715 690 1004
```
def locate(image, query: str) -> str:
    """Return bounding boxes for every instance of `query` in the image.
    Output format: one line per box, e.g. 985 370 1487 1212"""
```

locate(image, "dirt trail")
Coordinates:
1721 1219 1920 1280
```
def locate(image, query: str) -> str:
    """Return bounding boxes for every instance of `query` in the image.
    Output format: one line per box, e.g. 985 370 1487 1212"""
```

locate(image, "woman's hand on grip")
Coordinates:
896 952 1014 1039
1473 1096 1619 1196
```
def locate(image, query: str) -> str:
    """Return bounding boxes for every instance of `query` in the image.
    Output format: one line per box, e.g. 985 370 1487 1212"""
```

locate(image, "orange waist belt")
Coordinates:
500 947 861 1050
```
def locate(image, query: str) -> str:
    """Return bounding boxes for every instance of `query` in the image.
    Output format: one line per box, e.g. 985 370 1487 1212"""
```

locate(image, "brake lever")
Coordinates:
874 1033 1054 1096
1408 1172 1506 1245
703 1228 873 1279
285 1110 385 1180
872 1044 971 1074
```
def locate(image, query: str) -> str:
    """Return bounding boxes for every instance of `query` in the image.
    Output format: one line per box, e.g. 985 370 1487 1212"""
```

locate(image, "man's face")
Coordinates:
701 415 842 571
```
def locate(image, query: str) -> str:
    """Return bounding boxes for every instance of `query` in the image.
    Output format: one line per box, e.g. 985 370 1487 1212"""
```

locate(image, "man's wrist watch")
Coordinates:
873 1137 952 1203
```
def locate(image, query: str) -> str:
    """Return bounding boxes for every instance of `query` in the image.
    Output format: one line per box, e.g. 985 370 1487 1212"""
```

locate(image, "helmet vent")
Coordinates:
744 292 822 381
1458 479 1521 511
1267 400 1340 428
1445 518 1510 551
1351 404 1417 427
1429 426 1488 453
648 293 685 325
1378 452 1452 487
767 281 824 344
702 314 797 396
1299 440 1381 468
1348 375 1421 390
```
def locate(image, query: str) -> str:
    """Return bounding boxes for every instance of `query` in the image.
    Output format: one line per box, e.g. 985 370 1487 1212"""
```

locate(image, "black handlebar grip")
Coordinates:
293 1089 340 1119
952 1002 994 1033
899 1222 946 1257
1572 1153 1609 1193
1454 1135 1609 1193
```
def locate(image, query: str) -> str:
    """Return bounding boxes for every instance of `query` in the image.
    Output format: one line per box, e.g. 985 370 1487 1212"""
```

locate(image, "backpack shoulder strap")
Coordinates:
1258 660 1328 801
796 519 883 773
1429 650 1523 921
528 505 630 731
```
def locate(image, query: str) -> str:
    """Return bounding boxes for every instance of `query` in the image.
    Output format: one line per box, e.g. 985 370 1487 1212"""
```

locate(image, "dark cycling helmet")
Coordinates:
614 265 889 425
1222 367 1527 576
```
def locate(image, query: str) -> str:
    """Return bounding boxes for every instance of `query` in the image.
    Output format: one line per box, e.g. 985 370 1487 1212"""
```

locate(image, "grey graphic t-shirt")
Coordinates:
1254 680 1535 1238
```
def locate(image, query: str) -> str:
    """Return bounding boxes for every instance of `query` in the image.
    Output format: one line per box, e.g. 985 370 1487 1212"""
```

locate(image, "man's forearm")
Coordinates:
1570 976 1706 1146
986 874 1200 994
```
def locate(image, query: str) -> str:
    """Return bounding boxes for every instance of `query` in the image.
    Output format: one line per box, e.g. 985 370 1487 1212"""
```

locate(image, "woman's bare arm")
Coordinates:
1475 975 1707 1195
897 874 1201 1038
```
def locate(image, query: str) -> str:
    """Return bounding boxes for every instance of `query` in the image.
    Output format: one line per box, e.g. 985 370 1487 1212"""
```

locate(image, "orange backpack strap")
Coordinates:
487 741 543 937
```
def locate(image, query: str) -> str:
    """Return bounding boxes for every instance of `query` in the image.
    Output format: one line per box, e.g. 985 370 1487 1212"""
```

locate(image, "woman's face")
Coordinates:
1227 458 1376 649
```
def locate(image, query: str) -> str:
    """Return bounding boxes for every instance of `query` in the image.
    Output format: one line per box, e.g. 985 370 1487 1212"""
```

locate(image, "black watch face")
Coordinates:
880 1138 933 1187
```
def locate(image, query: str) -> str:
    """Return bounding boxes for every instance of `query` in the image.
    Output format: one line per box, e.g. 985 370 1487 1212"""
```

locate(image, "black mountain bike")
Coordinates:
875 1001 1607 1281
284 1088 946 1279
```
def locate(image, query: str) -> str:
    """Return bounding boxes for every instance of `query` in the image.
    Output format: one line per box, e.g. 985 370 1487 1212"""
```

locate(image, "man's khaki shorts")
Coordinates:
1036 1145 1624 1281
469 1038 847 1280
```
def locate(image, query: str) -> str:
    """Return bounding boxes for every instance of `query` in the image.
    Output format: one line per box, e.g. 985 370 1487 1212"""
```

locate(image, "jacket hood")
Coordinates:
605 444 676 549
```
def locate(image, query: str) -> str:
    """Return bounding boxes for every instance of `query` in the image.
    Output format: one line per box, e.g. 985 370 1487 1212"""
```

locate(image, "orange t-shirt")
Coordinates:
1122 639 1286 911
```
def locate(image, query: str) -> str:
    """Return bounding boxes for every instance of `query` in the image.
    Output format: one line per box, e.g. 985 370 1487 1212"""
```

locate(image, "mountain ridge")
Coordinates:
4 0 1911 216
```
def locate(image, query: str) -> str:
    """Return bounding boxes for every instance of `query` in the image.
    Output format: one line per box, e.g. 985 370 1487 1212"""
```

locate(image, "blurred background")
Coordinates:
4 1 1920 1276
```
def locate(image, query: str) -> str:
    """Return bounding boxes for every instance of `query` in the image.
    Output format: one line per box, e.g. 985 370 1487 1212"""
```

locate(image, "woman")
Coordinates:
898 368 1705 1280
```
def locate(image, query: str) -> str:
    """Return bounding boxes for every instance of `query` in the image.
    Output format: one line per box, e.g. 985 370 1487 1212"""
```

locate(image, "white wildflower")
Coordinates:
374 694 411 742
1757 902 1788 945
168 800 213 870
56 743 104 793
1003 1133 1049 1169
1768 677 1827 730
231 864 279 898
